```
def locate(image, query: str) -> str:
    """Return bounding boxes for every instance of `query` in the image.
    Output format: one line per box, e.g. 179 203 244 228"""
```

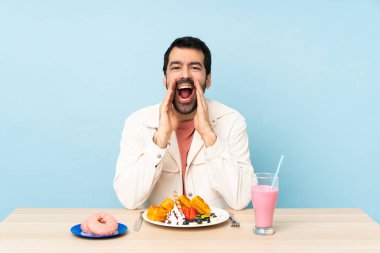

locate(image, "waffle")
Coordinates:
146 205 168 221
179 195 192 209
160 197 174 211
191 196 211 215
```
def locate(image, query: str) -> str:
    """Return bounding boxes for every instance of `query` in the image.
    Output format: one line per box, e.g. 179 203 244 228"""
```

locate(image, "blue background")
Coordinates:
1 1 379 223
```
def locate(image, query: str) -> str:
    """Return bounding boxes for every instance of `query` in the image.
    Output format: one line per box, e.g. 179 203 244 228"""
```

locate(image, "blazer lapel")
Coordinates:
166 133 182 172
186 130 204 167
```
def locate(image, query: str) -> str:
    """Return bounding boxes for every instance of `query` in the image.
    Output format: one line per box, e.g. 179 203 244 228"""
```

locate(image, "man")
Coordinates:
114 36 254 210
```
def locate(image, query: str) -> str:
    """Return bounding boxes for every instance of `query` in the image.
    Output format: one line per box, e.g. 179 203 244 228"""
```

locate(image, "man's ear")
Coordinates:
163 75 167 88
206 74 212 89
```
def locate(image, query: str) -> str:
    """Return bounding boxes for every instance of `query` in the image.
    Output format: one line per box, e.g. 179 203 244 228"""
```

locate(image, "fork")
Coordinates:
133 211 145 231
229 213 240 228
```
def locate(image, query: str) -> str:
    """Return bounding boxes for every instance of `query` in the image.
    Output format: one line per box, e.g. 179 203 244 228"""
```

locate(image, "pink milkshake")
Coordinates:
251 173 279 235
252 185 278 228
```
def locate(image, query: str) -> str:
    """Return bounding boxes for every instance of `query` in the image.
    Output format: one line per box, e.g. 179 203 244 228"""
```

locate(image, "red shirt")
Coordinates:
175 120 195 194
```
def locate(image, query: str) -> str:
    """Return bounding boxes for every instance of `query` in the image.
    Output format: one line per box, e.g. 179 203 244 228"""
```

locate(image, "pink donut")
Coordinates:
80 221 91 234
85 213 118 236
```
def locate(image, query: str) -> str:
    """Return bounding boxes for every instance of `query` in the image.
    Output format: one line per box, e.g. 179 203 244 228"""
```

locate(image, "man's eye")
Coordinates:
191 66 201 71
171 66 180 70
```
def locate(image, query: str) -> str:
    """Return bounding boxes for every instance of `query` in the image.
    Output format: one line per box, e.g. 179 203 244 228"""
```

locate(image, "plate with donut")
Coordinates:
143 192 229 228
71 212 128 238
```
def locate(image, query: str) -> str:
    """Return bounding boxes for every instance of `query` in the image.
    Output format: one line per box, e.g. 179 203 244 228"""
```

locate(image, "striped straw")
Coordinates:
272 155 284 189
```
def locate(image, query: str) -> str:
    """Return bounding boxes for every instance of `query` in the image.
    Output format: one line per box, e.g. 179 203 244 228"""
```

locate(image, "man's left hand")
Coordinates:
194 79 217 147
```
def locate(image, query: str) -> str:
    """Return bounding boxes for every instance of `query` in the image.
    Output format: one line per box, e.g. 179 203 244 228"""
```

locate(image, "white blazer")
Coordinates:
114 99 255 210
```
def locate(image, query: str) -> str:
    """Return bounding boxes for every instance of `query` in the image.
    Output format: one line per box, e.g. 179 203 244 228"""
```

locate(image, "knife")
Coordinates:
133 211 144 231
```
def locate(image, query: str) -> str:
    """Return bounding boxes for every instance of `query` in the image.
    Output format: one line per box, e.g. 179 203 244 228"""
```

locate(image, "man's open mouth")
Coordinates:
176 83 195 103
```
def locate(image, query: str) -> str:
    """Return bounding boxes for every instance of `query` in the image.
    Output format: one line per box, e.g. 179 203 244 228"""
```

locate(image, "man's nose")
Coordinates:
181 67 190 79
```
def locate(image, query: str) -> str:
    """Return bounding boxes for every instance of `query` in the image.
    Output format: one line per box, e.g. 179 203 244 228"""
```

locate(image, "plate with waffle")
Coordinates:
143 191 229 228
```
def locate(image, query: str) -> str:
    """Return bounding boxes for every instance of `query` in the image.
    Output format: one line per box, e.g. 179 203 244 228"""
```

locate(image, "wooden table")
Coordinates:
1 208 379 252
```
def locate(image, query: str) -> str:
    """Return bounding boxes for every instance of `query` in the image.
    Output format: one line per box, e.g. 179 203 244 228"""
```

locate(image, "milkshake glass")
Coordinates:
251 173 279 235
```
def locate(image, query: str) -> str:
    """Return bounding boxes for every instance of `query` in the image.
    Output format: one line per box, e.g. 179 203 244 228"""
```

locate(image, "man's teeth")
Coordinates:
178 85 192 90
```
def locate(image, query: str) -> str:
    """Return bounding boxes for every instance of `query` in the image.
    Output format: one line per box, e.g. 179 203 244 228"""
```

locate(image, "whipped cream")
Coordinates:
164 204 185 225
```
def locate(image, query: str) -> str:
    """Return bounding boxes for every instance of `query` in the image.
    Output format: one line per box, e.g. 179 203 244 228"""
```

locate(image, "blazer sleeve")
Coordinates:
204 113 255 210
113 114 166 209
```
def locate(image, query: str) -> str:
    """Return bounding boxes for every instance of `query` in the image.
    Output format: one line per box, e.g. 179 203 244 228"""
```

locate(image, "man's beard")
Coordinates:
170 78 206 115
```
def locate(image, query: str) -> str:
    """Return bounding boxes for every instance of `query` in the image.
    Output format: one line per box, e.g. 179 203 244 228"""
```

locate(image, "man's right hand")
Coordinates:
153 79 178 148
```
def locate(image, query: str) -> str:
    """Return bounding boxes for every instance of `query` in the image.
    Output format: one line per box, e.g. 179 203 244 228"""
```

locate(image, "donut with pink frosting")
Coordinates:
81 212 118 236
80 221 91 234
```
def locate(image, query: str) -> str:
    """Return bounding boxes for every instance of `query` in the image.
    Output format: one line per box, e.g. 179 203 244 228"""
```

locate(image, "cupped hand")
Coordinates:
154 79 179 148
194 79 217 147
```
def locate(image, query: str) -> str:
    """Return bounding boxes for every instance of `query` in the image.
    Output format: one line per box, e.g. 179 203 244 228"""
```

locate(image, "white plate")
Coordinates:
142 207 229 228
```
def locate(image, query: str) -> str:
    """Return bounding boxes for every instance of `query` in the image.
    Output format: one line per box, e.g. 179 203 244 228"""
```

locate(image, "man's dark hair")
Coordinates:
163 36 212 76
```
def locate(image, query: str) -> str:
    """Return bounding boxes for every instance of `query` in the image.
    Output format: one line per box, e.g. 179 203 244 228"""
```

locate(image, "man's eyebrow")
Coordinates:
169 61 203 67
169 61 182 66
189 62 203 67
